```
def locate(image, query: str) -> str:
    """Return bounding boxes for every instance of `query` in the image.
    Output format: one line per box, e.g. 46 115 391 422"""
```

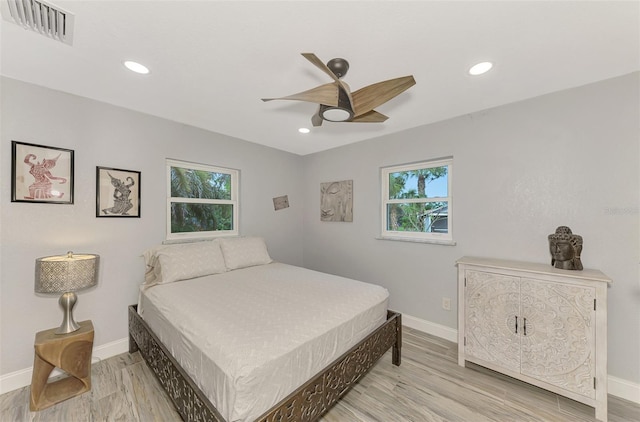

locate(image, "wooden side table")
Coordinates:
30 320 94 411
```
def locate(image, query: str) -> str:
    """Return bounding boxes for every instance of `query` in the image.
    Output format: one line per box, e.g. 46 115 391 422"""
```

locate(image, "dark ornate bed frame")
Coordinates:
128 305 401 422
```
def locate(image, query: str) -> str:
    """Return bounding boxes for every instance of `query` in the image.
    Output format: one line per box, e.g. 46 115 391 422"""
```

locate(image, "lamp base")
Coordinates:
56 292 80 334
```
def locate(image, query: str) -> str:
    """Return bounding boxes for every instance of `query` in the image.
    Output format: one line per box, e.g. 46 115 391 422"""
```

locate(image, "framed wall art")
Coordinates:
11 141 74 204
320 180 353 222
273 195 290 211
96 166 141 217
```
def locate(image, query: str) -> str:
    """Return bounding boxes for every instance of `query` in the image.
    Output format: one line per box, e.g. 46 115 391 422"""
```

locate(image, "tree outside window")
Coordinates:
381 158 452 243
167 159 238 239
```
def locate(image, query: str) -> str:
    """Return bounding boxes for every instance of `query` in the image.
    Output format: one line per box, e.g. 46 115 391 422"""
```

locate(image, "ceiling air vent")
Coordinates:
1 0 74 45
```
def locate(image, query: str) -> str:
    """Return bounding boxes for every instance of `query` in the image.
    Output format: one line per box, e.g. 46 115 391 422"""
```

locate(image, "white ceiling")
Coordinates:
1 1 638 156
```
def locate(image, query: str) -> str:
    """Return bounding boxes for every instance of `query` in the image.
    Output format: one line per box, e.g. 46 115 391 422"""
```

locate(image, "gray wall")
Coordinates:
0 77 304 374
302 72 639 384
2 73 638 389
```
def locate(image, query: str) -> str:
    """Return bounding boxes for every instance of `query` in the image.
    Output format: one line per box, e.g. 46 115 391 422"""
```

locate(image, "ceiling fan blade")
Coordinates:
311 106 323 127
351 75 416 117
350 110 388 123
301 53 354 108
301 53 339 82
262 82 339 106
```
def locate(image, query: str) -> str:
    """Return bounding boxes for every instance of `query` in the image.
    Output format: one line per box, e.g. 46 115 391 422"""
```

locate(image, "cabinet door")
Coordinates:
520 278 596 399
465 270 520 372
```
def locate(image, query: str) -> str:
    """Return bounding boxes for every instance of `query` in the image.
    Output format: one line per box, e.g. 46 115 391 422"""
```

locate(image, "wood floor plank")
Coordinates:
94 391 136 421
121 361 181 421
1 328 638 422
608 395 640 422
90 352 142 402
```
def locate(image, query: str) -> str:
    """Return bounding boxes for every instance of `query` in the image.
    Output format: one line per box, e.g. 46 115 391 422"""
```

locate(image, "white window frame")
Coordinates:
380 157 453 244
166 159 239 240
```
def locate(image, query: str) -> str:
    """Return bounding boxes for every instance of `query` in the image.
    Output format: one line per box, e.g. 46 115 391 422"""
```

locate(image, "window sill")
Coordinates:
375 236 457 246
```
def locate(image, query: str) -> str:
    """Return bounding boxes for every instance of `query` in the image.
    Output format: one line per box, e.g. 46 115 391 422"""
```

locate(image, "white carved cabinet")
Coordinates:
457 256 612 422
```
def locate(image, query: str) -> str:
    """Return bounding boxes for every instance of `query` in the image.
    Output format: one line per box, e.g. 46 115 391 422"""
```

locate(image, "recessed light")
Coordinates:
124 61 150 74
469 61 493 76
298 128 310 134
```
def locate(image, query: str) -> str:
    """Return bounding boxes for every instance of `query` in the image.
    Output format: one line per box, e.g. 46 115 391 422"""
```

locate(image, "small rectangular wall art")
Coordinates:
11 141 74 204
96 166 141 217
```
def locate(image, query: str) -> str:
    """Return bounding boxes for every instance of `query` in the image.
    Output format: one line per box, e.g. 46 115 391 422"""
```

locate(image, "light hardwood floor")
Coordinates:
1 328 638 421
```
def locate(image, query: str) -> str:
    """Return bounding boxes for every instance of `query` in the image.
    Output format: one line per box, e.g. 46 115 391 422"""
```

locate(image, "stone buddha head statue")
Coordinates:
548 226 583 270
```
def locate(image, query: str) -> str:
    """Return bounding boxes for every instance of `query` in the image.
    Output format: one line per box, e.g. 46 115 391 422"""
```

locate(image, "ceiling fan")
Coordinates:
262 53 416 127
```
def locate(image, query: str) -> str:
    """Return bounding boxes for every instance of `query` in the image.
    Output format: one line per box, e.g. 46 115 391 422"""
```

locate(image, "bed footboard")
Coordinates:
128 305 224 422
257 310 402 422
128 305 402 422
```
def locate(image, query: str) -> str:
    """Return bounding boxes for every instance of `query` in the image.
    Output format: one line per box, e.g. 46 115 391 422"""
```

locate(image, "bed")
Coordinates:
128 237 402 422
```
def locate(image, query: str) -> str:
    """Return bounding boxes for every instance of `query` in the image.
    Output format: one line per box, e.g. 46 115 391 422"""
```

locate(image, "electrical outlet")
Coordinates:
442 297 451 311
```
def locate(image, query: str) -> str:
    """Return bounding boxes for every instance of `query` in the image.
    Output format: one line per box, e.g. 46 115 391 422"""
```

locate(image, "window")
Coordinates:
381 158 453 243
166 159 239 240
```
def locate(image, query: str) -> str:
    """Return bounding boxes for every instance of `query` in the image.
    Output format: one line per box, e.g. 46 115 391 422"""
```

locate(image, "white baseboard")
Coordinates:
401 313 458 342
608 374 640 404
0 337 129 396
2 320 639 405
401 313 640 405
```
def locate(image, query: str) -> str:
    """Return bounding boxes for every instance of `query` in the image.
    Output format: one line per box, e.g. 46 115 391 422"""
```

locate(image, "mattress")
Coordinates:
138 262 389 422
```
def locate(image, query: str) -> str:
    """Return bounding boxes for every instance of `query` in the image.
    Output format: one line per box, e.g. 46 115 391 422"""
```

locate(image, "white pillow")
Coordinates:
142 244 172 286
220 237 272 270
145 240 227 285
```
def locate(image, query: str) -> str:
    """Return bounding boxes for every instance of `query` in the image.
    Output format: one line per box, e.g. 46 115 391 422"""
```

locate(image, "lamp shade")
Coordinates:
35 252 99 294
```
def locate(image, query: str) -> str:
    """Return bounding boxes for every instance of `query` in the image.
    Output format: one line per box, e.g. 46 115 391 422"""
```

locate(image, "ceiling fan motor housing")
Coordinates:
320 87 354 122
326 58 349 78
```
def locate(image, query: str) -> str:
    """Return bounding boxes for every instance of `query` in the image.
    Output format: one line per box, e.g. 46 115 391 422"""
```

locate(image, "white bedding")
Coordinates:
138 262 389 422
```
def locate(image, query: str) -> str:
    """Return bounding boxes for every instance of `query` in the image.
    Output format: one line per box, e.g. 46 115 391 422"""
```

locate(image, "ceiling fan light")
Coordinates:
320 106 353 122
